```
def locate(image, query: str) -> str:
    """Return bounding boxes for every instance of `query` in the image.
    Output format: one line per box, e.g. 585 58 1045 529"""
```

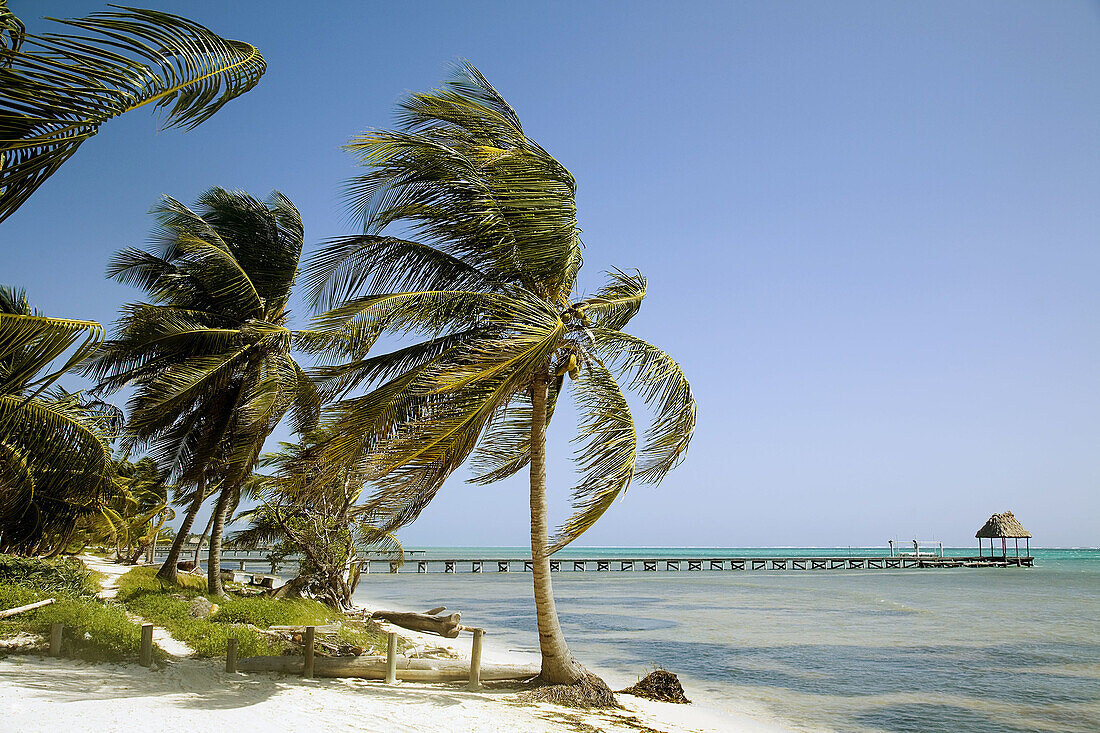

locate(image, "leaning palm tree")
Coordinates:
0 287 119 555
306 64 696 685
85 188 319 594
0 1 265 223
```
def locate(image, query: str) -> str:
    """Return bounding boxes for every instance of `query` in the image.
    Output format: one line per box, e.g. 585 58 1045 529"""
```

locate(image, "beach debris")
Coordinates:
370 609 464 638
0 598 55 619
517 672 617 709
424 606 447 615
617 670 691 704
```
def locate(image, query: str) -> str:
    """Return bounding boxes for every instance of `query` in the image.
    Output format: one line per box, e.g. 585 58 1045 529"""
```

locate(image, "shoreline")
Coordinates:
0 557 792 732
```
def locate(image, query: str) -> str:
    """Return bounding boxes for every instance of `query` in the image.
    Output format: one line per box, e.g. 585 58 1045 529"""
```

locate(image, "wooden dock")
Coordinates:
351 555 1035 574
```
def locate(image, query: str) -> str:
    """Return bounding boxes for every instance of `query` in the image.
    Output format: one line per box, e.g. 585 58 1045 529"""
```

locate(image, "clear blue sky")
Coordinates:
3 1 1098 547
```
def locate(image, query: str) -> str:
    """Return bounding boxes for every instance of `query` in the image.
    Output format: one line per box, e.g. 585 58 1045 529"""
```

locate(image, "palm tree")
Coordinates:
85 188 319 595
0 1 265 223
306 65 696 685
0 286 119 555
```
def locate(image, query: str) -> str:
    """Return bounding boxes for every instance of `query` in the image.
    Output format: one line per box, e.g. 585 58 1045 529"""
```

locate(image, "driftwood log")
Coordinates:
236 654 538 682
0 598 55 618
370 609 463 638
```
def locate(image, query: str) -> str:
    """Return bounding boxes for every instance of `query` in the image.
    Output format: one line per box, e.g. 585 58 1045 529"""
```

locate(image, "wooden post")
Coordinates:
385 632 397 684
49 622 62 656
226 638 238 673
140 623 154 667
303 626 316 678
467 628 484 691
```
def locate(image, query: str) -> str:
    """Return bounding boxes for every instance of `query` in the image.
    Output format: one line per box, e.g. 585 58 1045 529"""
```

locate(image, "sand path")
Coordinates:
79 554 195 658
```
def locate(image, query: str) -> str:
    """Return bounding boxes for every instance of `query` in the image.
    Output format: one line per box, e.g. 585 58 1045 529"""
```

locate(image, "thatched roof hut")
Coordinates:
975 511 1031 557
975 511 1032 539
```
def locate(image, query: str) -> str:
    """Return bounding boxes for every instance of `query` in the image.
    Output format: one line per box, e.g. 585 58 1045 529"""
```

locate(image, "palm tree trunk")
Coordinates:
156 478 205 584
529 367 586 684
206 485 232 597
193 511 216 567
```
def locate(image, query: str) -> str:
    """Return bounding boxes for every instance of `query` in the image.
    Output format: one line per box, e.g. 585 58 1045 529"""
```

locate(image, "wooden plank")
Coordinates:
238 654 539 682
498 561 509 572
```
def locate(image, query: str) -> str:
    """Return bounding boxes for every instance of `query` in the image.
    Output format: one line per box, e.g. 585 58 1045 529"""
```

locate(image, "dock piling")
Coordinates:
303 626 315 678
467 628 484 691
385 632 398 684
49 622 62 656
139 623 153 667
226 638 238 673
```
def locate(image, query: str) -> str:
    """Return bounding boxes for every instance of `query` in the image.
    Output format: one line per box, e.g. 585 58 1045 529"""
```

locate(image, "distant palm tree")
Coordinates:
0 286 119 555
86 188 318 595
306 65 696 684
0 1 265 223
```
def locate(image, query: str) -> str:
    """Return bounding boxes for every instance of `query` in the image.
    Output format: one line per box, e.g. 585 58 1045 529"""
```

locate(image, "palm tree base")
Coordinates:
521 671 617 709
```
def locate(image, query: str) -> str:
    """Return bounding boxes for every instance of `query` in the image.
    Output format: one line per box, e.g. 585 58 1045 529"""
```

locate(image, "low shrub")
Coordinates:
0 554 97 597
113 567 388 658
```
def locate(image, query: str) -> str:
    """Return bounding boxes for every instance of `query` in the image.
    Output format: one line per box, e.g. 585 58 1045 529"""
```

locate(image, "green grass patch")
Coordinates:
114 567 388 658
0 558 162 664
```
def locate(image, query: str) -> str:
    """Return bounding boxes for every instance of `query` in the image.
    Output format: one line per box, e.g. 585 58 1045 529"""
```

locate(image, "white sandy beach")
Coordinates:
0 558 791 733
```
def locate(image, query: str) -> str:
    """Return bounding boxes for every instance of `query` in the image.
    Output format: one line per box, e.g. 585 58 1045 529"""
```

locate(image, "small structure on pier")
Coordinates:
976 511 1031 558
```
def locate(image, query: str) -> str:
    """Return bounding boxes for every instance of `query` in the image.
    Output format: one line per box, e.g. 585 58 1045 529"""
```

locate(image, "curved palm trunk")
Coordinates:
193 511 216 566
529 368 586 684
156 478 205 584
206 485 232 597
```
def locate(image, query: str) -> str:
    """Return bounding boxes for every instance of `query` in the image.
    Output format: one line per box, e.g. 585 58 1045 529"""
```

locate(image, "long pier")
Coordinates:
160 550 1034 575
352 555 1034 574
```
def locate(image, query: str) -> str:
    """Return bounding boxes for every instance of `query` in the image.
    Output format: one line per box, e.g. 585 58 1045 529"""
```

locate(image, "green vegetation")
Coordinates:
0 555 158 663
114 567 388 658
0 554 97 596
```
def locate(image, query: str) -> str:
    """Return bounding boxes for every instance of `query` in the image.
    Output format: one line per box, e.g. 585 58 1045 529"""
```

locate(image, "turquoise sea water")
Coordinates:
351 547 1100 732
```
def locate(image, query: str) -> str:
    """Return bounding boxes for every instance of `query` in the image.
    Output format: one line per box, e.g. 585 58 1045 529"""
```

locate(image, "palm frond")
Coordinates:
572 269 646 331
548 362 636 552
593 329 696 483
0 4 265 222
